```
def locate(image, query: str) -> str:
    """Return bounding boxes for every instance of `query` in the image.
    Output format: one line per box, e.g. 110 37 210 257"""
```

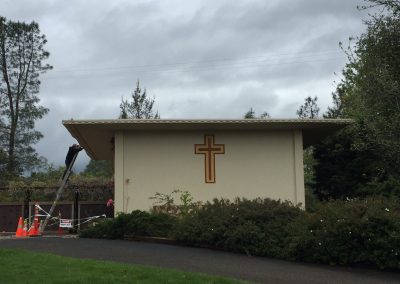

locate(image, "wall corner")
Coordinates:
114 131 124 215
293 130 305 209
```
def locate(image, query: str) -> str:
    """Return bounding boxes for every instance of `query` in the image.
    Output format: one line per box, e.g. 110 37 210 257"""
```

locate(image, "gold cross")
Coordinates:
195 135 225 183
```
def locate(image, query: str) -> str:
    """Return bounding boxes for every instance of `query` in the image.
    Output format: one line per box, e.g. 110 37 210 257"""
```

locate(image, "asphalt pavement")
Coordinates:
0 237 399 284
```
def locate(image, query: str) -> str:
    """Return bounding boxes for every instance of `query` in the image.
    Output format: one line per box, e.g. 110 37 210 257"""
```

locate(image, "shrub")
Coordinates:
126 210 176 237
224 220 265 256
286 197 400 269
149 190 200 216
80 195 400 270
79 219 116 239
173 198 302 257
80 210 175 239
80 213 131 239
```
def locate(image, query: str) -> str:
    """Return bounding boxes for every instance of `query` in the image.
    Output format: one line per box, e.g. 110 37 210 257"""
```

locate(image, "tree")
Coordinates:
358 0 400 15
313 127 386 199
340 9 400 169
29 164 66 182
296 96 320 119
296 96 321 192
244 108 255 119
0 17 51 178
83 160 113 178
324 83 349 119
337 0 400 172
243 108 270 119
313 0 400 199
119 81 160 119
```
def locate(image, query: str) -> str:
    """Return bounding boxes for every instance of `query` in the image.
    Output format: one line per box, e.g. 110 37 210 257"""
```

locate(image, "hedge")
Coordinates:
285 198 400 269
80 197 400 270
80 210 176 239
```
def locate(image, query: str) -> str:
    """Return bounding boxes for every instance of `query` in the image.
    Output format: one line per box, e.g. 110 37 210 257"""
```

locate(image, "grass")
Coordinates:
0 248 245 284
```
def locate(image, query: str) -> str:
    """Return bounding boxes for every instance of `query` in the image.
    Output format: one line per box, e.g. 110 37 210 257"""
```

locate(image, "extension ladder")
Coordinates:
39 150 80 232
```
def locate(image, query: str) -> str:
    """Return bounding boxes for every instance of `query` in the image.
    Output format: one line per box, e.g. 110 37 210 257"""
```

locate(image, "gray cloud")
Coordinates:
0 0 369 169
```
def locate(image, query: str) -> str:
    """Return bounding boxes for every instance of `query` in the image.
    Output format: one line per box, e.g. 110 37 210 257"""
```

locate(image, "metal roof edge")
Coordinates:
62 118 354 125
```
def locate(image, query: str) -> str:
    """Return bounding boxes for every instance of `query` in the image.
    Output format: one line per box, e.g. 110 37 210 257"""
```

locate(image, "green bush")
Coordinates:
173 198 302 257
126 210 176 237
80 210 175 239
80 196 400 270
79 213 130 239
286 197 400 269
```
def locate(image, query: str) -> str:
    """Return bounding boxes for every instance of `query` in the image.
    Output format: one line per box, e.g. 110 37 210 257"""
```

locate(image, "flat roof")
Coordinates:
63 119 353 160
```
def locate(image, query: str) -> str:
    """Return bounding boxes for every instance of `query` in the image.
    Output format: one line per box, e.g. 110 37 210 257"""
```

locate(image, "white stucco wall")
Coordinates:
114 130 304 213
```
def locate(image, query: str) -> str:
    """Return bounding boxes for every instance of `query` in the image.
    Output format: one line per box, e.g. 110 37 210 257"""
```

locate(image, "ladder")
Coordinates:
39 150 80 232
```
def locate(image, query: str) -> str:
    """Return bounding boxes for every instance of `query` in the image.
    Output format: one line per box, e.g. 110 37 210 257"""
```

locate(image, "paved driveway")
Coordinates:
0 237 398 284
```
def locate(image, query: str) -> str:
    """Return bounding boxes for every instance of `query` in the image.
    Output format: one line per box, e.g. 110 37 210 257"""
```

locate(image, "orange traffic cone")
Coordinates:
28 204 41 237
22 219 28 237
15 217 25 238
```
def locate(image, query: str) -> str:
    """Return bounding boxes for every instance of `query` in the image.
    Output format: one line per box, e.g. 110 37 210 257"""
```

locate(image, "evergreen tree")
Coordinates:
296 96 321 192
0 17 51 178
260 112 270 119
119 81 160 119
243 108 270 119
296 96 320 119
244 108 255 119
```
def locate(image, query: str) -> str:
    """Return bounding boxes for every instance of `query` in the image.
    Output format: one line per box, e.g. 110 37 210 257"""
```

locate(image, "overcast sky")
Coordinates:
1 0 370 171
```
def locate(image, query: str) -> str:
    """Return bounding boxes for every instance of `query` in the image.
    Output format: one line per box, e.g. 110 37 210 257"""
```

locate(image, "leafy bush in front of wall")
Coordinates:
285 197 400 269
79 212 131 239
80 195 400 270
79 210 175 239
126 210 176 237
173 198 302 257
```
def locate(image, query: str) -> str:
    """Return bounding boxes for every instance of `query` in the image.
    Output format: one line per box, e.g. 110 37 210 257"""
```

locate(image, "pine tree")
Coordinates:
0 17 52 177
296 96 320 119
243 108 270 119
119 81 160 119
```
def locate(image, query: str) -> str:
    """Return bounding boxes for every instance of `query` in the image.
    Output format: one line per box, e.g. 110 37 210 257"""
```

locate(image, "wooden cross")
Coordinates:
195 134 225 183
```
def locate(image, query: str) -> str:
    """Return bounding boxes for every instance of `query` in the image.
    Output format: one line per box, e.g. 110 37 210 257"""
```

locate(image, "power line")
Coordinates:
46 49 342 72
43 52 345 79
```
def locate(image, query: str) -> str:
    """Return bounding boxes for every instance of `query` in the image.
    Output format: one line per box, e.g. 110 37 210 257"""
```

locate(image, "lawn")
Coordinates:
0 248 245 284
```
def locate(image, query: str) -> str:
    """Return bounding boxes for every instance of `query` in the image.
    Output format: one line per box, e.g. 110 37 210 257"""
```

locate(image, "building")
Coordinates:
63 119 351 213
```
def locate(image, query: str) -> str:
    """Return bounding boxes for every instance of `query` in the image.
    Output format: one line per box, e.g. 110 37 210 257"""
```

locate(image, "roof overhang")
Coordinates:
63 119 353 160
